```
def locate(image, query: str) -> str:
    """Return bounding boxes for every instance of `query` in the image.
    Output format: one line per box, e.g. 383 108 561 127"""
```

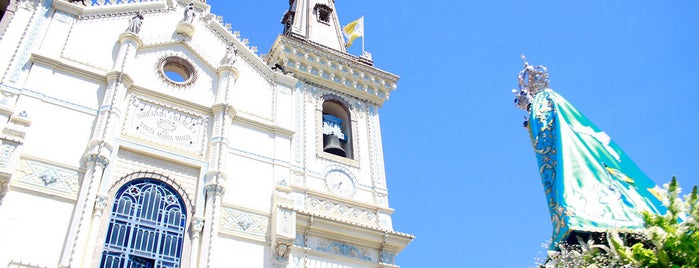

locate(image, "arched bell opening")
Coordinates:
322 100 352 159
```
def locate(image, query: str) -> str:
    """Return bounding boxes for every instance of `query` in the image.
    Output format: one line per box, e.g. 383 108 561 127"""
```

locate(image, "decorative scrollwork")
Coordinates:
204 183 225 196
85 154 110 167
530 91 566 242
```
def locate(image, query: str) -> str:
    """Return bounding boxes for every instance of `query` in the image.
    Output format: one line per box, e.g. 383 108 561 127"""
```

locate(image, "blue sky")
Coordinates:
206 1 699 267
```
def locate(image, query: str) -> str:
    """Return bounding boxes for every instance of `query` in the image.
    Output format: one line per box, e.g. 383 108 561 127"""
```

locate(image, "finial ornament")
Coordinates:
512 55 549 111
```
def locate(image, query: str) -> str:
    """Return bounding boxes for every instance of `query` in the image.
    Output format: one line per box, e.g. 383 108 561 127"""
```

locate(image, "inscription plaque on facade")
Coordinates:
124 97 207 154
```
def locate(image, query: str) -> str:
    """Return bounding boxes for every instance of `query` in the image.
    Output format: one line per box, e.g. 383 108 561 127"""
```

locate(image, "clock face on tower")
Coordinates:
325 170 355 197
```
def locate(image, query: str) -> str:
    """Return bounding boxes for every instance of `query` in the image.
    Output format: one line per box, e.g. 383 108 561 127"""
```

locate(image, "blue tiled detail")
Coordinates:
381 251 396 264
316 241 372 262
294 234 305 246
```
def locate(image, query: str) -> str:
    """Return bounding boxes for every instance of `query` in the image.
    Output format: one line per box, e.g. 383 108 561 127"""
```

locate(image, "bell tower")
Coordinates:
282 0 347 51
267 1 412 267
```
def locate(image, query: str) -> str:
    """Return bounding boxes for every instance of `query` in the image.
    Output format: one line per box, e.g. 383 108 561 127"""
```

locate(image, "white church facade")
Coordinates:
0 0 412 267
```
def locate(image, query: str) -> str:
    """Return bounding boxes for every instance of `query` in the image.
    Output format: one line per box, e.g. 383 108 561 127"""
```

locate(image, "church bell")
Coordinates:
323 134 346 157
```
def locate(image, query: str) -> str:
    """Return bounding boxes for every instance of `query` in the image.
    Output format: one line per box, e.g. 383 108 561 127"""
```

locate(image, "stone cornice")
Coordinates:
127 85 211 115
211 103 237 119
105 71 134 88
285 204 414 251
30 52 105 84
303 188 394 213
54 0 171 18
233 113 295 138
267 35 399 107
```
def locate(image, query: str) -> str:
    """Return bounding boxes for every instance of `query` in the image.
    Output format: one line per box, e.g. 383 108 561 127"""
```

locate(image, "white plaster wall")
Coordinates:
308 21 342 52
38 11 74 58
18 98 96 167
275 83 293 131
186 15 228 65
23 64 103 110
136 7 181 39
274 135 291 164
304 0 344 52
356 113 372 186
63 17 124 71
231 61 274 119
0 190 74 267
223 153 273 212
229 123 275 159
211 237 268 268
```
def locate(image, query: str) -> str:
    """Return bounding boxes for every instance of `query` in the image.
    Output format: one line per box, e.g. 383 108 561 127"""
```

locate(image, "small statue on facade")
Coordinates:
221 44 238 66
183 3 196 23
126 12 144 34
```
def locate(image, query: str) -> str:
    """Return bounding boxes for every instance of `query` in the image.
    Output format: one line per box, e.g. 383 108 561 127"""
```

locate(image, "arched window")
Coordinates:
314 4 332 24
100 179 187 268
322 100 353 159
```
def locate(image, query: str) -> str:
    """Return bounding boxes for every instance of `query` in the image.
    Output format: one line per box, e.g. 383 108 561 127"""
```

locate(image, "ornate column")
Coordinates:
80 194 110 267
58 25 142 268
197 44 238 268
188 216 205 268
61 152 109 268
199 183 225 268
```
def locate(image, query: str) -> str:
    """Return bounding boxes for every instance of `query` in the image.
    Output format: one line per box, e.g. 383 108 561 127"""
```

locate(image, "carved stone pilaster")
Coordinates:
271 207 296 265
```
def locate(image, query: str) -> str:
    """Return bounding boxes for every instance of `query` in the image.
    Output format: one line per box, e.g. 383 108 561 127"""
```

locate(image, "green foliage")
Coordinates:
540 177 699 268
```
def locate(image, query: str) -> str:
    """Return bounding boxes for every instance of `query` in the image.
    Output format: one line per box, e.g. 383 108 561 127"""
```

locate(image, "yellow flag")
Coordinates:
343 16 364 48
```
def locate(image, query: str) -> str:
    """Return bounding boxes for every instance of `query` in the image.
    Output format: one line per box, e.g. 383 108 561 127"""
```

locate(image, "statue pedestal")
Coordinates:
176 22 195 38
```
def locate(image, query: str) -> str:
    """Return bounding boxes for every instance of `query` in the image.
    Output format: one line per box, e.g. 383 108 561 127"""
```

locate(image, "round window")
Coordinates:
158 56 196 86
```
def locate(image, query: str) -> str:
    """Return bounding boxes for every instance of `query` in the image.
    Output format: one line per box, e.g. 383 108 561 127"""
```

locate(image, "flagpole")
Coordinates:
361 17 365 53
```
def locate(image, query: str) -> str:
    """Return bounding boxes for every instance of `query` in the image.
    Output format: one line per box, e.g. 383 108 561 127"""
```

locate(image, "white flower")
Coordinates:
646 226 668 244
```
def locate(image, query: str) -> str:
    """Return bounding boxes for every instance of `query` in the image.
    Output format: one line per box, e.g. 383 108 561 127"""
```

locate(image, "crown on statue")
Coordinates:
513 55 549 111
